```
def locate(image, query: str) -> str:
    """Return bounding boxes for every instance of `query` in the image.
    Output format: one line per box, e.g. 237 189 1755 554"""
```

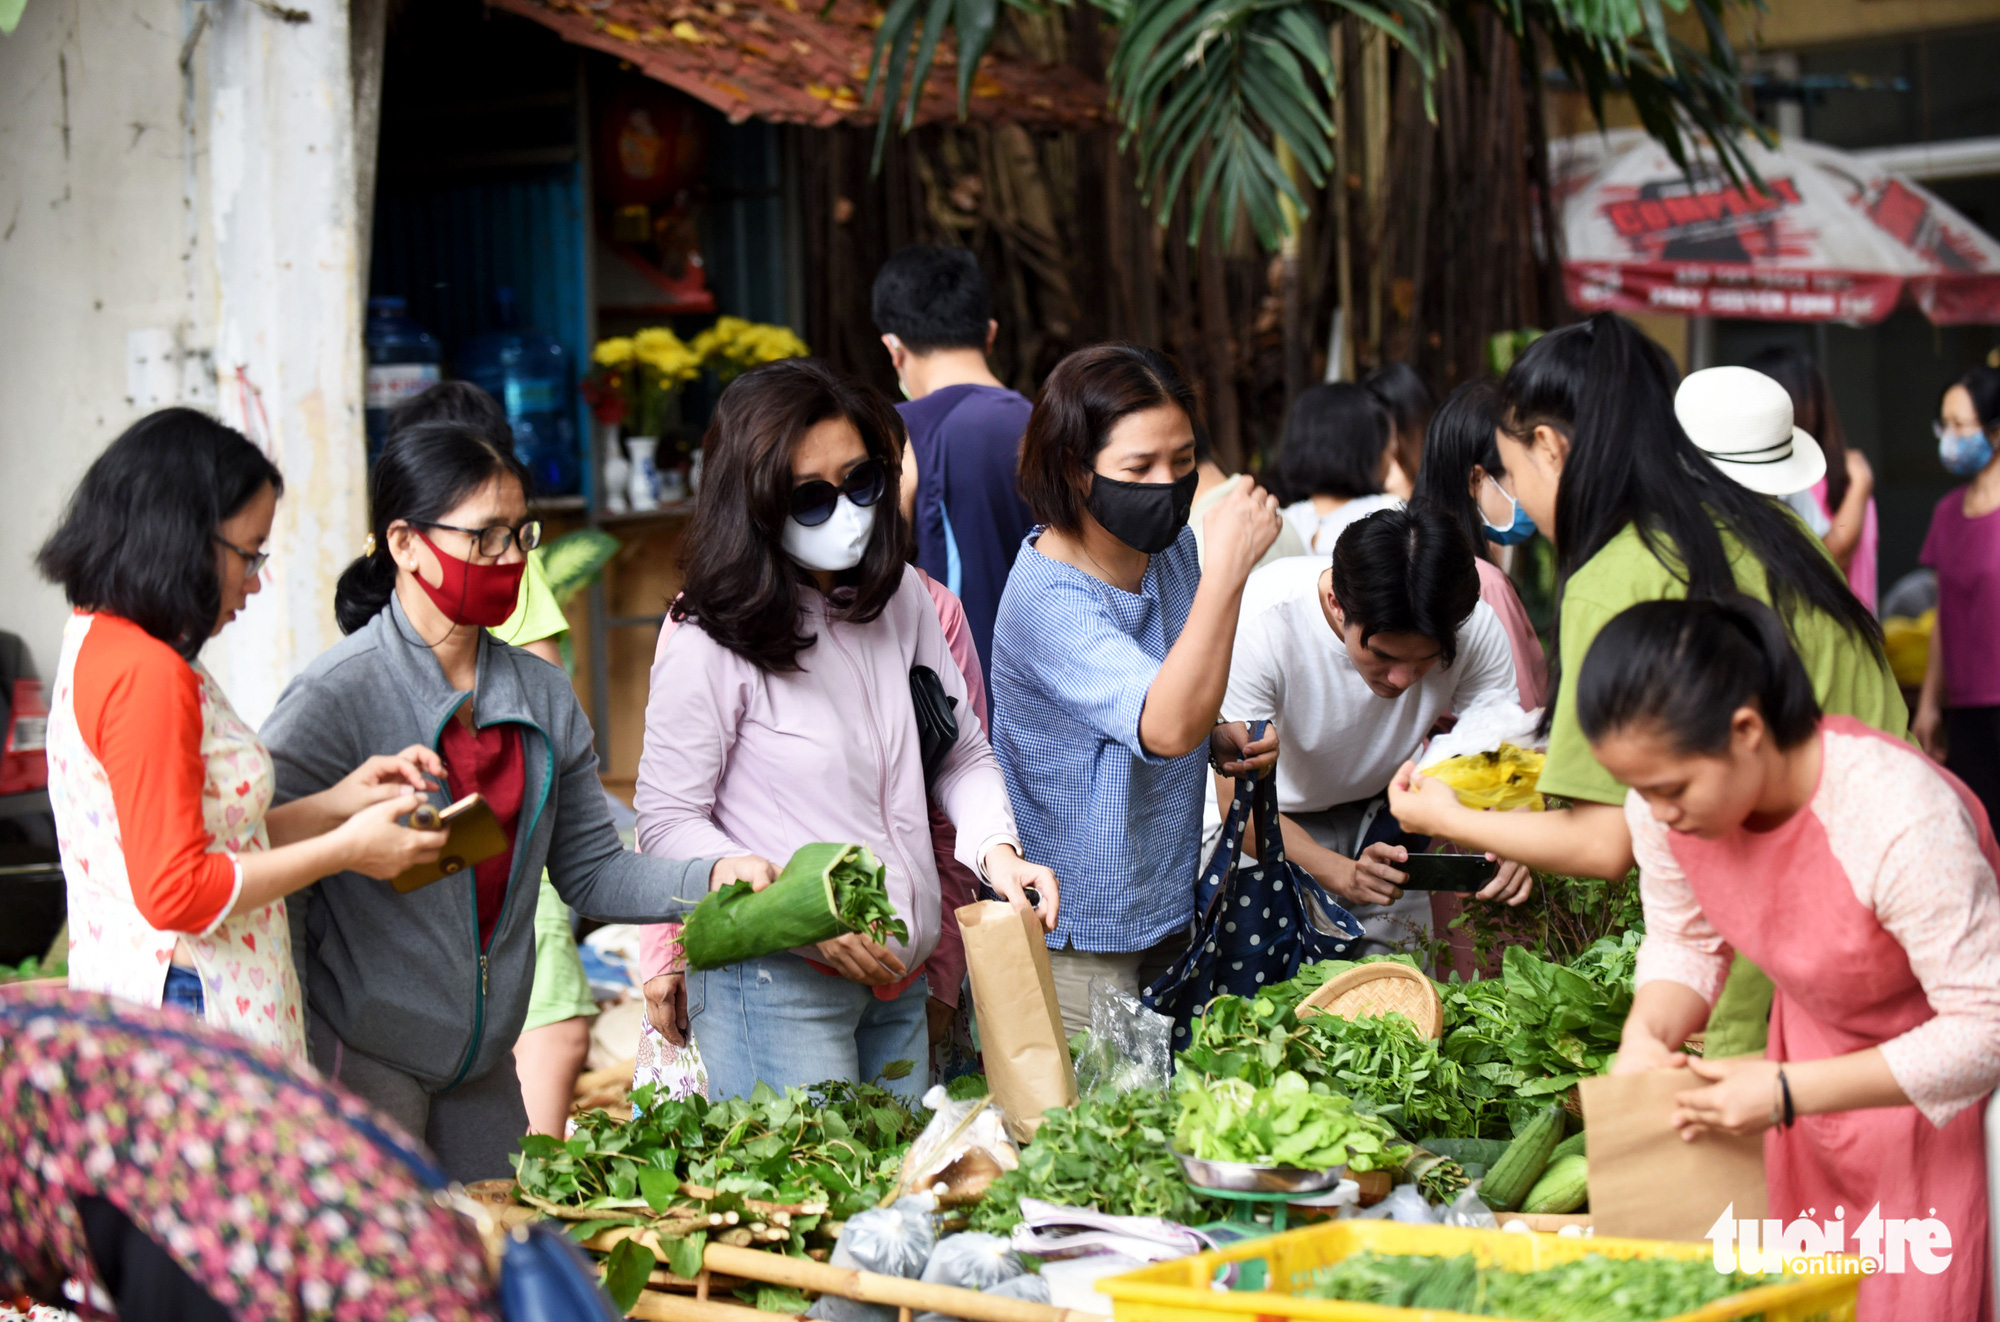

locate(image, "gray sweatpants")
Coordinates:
307 1011 529 1183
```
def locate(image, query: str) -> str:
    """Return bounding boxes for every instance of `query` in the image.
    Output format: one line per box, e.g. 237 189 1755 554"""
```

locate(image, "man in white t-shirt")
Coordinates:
1219 505 1533 954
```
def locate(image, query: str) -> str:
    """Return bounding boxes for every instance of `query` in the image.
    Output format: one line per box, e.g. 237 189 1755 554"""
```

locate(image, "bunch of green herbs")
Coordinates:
1303 1250 1778 1321
1174 1072 1410 1172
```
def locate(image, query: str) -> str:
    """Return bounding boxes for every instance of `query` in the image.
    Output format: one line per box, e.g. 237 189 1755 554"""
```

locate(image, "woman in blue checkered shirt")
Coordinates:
988 344 1285 1034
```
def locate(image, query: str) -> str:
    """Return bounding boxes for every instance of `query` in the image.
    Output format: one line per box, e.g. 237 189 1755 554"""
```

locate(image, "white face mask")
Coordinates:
782 494 877 572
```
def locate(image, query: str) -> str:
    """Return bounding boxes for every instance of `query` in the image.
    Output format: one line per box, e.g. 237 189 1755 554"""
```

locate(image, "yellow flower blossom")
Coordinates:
592 336 635 366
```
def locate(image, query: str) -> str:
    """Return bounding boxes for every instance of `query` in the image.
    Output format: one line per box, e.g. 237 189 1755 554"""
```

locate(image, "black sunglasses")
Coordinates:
789 459 887 527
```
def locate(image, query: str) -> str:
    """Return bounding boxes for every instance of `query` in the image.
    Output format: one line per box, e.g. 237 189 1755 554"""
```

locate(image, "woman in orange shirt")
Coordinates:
37 408 446 1058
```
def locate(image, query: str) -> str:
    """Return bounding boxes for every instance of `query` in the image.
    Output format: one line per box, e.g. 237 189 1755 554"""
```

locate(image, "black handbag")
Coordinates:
1143 721 1366 1044
910 664 960 787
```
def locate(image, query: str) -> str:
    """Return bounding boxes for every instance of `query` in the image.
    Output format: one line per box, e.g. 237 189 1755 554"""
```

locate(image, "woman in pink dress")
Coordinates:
1580 596 1998 1319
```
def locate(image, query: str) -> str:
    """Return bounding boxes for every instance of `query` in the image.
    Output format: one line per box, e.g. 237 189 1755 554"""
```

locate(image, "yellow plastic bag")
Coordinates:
1883 609 1933 690
1425 742 1546 811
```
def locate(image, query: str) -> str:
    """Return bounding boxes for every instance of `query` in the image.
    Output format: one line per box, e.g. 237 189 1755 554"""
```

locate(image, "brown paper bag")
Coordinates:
958 900 1075 1142
1580 1070 1767 1241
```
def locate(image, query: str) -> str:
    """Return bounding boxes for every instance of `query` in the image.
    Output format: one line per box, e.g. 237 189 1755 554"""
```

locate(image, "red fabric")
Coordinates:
437 717 525 950
69 614 236 933
1666 716 1996 1319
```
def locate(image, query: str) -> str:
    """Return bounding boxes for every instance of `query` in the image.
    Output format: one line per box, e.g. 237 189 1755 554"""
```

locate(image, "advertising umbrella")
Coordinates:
1554 128 2000 325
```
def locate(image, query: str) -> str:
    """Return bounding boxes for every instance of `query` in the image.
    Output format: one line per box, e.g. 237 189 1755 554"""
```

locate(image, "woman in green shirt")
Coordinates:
1388 314 1903 1055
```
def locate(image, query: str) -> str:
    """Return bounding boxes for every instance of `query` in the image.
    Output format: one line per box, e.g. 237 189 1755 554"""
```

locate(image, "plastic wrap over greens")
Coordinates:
919 1233 1023 1290
806 1203 936 1322
684 843 907 971
1073 979 1173 1098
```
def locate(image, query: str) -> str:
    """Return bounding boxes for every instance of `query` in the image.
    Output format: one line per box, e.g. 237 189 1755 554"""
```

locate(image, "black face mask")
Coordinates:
1085 468 1199 555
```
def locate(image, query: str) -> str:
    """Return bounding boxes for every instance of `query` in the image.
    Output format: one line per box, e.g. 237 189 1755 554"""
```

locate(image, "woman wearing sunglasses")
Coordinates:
633 358 1056 1105
261 423 731 1180
37 409 448 1061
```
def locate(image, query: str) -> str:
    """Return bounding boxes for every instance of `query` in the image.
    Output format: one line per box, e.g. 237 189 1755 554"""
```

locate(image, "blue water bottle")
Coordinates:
364 297 443 462
458 288 580 496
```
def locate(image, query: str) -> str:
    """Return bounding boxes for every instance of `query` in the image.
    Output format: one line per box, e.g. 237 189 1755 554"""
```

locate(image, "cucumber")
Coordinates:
1522 1154 1589 1214
1479 1102 1566 1212
1548 1131 1587 1165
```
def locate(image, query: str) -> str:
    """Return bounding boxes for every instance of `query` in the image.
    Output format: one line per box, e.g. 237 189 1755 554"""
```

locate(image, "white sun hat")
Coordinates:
1674 365 1827 497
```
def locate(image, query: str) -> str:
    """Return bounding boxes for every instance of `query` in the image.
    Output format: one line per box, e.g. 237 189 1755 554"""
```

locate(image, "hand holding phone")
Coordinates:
392 793 507 894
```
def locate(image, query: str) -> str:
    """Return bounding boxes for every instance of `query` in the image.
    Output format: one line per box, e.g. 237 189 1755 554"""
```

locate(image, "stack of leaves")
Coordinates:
1302 1250 1778 1321
1174 1073 1411 1173
513 1078 922 1256
682 843 907 971
966 1087 1222 1234
1439 931 1640 1108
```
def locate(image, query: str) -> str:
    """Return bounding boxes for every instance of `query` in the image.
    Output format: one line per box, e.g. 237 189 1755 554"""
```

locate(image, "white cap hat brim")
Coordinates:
1701 425 1827 497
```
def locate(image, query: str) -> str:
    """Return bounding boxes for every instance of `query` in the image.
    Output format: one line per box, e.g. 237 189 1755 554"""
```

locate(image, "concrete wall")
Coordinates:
0 0 367 723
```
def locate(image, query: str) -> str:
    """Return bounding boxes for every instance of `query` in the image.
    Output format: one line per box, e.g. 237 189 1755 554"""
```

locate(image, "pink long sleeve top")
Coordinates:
635 567 1019 983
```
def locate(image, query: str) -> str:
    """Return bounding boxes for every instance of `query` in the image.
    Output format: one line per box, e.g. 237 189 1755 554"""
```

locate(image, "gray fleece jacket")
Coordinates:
262 597 715 1093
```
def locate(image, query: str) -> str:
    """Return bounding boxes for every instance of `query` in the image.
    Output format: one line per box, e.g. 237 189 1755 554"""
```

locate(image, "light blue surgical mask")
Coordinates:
1480 474 1538 546
1937 422 1994 478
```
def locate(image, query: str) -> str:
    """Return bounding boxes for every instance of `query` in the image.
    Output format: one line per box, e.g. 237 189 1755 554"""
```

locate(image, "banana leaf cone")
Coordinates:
681 842 909 971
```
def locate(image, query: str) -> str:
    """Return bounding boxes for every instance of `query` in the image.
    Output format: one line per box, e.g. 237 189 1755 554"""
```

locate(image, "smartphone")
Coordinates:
1398 853 1500 892
394 793 507 894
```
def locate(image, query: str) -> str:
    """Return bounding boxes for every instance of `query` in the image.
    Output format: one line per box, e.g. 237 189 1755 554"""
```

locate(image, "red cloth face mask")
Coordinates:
413 530 526 628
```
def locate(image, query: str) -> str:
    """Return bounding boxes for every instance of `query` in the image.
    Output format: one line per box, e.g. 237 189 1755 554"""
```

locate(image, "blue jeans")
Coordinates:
691 954 930 1106
162 965 205 1017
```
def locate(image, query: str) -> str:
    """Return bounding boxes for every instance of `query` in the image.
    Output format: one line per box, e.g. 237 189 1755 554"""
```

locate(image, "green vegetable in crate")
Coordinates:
1547 1130 1587 1164
682 843 907 971
1479 1101 1566 1211
1522 1153 1589 1214
1173 1073 1412 1172
1305 1250 1779 1320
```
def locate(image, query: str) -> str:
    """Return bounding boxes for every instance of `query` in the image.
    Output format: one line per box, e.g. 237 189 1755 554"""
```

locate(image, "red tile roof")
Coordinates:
490 0 1107 129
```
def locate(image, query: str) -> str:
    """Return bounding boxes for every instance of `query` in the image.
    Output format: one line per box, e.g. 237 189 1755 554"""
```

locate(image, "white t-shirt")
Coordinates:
1280 493 1404 556
1220 560 1519 814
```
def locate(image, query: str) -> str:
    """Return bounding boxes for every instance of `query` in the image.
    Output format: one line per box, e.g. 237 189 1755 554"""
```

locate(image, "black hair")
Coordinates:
37 408 285 661
1364 361 1434 486
1577 596 1821 754
1955 364 2000 432
334 421 531 634
673 359 909 671
870 244 994 353
1327 505 1480 667
387 380 513 447
1498 313 1881 728
1414 379 1507 563
1019 344 1201 534
1743 345 1849 512
1276 383 1393 503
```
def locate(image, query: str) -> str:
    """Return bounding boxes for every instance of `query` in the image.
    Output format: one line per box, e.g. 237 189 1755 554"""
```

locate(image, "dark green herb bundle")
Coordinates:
1303 1250 1777 1321
682 843 908 971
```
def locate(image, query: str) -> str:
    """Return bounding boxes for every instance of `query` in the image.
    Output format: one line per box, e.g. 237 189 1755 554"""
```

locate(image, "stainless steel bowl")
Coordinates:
1172 1150 1346 1194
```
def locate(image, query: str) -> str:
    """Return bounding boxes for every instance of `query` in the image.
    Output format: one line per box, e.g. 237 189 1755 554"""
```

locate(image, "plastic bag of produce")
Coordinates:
683 843 907 971
913 1271 1048 1322
919 1233 1023 1290
1073 980 1173 1098
806 1203 937 1322
1422 744 1547 812
897 1084 1018 1204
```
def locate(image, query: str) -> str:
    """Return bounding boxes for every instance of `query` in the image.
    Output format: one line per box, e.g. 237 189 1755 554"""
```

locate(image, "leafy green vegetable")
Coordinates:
0 955 64 985
1174 1073 1411 1172
1440 932 1639 1106
1303 1251 1778 1320
682 843 908 971
943 1074 990 1101
602 1238 657 1313
514 1078 922 1223
967 1088 1223 1234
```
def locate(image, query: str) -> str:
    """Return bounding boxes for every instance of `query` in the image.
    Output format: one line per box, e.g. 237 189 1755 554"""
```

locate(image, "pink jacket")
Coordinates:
636 568 1017 983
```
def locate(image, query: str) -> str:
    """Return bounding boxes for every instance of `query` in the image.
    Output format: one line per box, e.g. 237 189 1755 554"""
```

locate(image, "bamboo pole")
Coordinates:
628 1292 799 1322
700 1244 1109 1322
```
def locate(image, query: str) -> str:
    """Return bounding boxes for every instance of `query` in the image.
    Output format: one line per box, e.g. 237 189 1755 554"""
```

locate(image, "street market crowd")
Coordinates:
9 243 2000 1320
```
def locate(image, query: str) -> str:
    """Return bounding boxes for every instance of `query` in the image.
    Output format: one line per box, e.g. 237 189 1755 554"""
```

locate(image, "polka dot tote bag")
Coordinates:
1142 722 1365 1045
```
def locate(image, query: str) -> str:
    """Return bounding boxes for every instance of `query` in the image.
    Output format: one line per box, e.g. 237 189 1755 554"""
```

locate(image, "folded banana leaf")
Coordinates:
681 842 909 971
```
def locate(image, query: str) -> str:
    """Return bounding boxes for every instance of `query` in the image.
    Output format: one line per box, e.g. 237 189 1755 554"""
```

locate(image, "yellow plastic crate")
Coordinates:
1099 1219 1859 1322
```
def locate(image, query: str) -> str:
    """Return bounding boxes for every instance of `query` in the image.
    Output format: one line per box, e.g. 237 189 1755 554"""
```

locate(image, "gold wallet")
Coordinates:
391 792 508 894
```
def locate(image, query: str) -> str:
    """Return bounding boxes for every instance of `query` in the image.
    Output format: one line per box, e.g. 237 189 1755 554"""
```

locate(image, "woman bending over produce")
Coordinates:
633 359 1055 1105
262 424 725 1182
988 344 1282 1035
1588 597 1998 1319
1389 312 1903 1058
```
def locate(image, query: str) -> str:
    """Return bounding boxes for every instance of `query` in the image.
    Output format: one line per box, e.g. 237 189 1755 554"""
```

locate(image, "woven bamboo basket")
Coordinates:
1297 964 1442 1039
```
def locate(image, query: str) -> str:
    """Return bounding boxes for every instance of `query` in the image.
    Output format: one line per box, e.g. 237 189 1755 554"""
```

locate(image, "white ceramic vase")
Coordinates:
625 436 661 512
601 442 631 515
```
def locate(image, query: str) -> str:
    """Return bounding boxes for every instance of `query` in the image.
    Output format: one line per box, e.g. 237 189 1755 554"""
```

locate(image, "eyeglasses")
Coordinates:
213 535 270 579
789 459 887 527
415 519 543 559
